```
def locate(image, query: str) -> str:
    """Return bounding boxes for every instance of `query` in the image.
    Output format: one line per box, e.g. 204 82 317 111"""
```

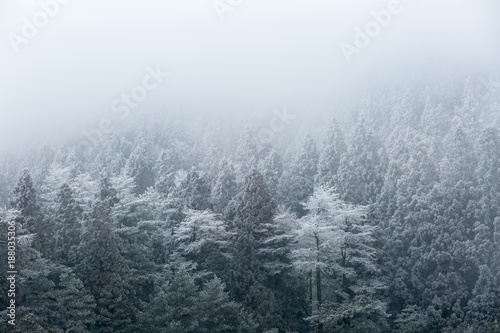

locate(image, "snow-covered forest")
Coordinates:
1 76 500 332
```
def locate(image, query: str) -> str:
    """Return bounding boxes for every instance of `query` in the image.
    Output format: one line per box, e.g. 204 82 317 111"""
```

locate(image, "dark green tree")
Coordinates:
176 170 213 211
212 159 238 214
127 132 156 195
76 200 136 332
225 170 285 331
54 183 83 266
11 170 55 258
316 118 347 189
278 135 319 216
337 119 386 205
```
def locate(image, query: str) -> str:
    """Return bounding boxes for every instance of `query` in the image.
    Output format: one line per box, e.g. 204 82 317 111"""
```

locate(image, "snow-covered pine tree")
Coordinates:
337 118 386 205
11 170 55 258
316 118 347 189
293 187 387 332
127 131 156 195
234 127 260 182
54 183 83 266
76 188 136 332
278 134 319 216
212 159 238 214
258 149 284 200
225 169 284 331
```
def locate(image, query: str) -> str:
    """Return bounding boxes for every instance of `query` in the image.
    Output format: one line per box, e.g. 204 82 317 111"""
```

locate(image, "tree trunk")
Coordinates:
309 270 313 316
316 266 323 333
282 269 288 327
315 234 323 333
341 246 348 293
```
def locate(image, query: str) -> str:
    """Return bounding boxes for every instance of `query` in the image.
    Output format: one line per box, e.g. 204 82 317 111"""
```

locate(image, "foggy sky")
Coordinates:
1 0 500 151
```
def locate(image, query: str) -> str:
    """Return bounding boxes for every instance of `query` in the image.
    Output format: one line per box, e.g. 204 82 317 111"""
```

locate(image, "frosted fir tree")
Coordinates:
460 128 500 331
11 170 55 258
19 262 96 333
39 163 72 214
22 145 57 189
71 172 99 214
378 129 438 246
90 129 131 175
376 128 410 221
259 208 309 332
278 134 319 216
132 187 171 222
173 208 231 278
404 126 479 331
115 187 173 269
292 187 387 332
440 126 477 187
376 129 440 322
337 119 386 205
127 131 156 195
76 179 136 332
225 169 277 239
388 89 421 132
212 159 238 214
109 169 138 227
234 127 260 182
224 170 284 330
475 128 500 250
10 170 44 233
194 276 258 333
0 153 19 206
453 77 481 137
141 267 200 332
257 149 283 200
175 170 213 211
419 100 451 140
316 118 347 189
0 208 95 332
175 209 229 255
142 268 257 333
154 148 181 194
199 142 224 181
393 305 429 333
53 183 83 267
463 265 499 331
95 173 120 208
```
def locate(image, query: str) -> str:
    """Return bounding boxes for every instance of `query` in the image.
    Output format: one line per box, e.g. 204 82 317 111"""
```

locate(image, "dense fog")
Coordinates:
1 0 500 150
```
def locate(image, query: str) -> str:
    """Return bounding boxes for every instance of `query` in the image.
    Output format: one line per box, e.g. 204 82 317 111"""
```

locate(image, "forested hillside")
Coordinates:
1 76 500 332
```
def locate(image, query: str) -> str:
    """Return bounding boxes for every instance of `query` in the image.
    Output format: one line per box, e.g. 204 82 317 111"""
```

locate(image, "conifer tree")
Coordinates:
76 197 136 332
337 119 386 205
154 148 180 196
127 132 156 195
225 170 284 331
316 118 347 188
212 159 238 214
54 183 83 266
176 170 213 211
278 135 319 216
234 127 260 181
11 170 55 257
258 149 284 200
293 187 387 332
